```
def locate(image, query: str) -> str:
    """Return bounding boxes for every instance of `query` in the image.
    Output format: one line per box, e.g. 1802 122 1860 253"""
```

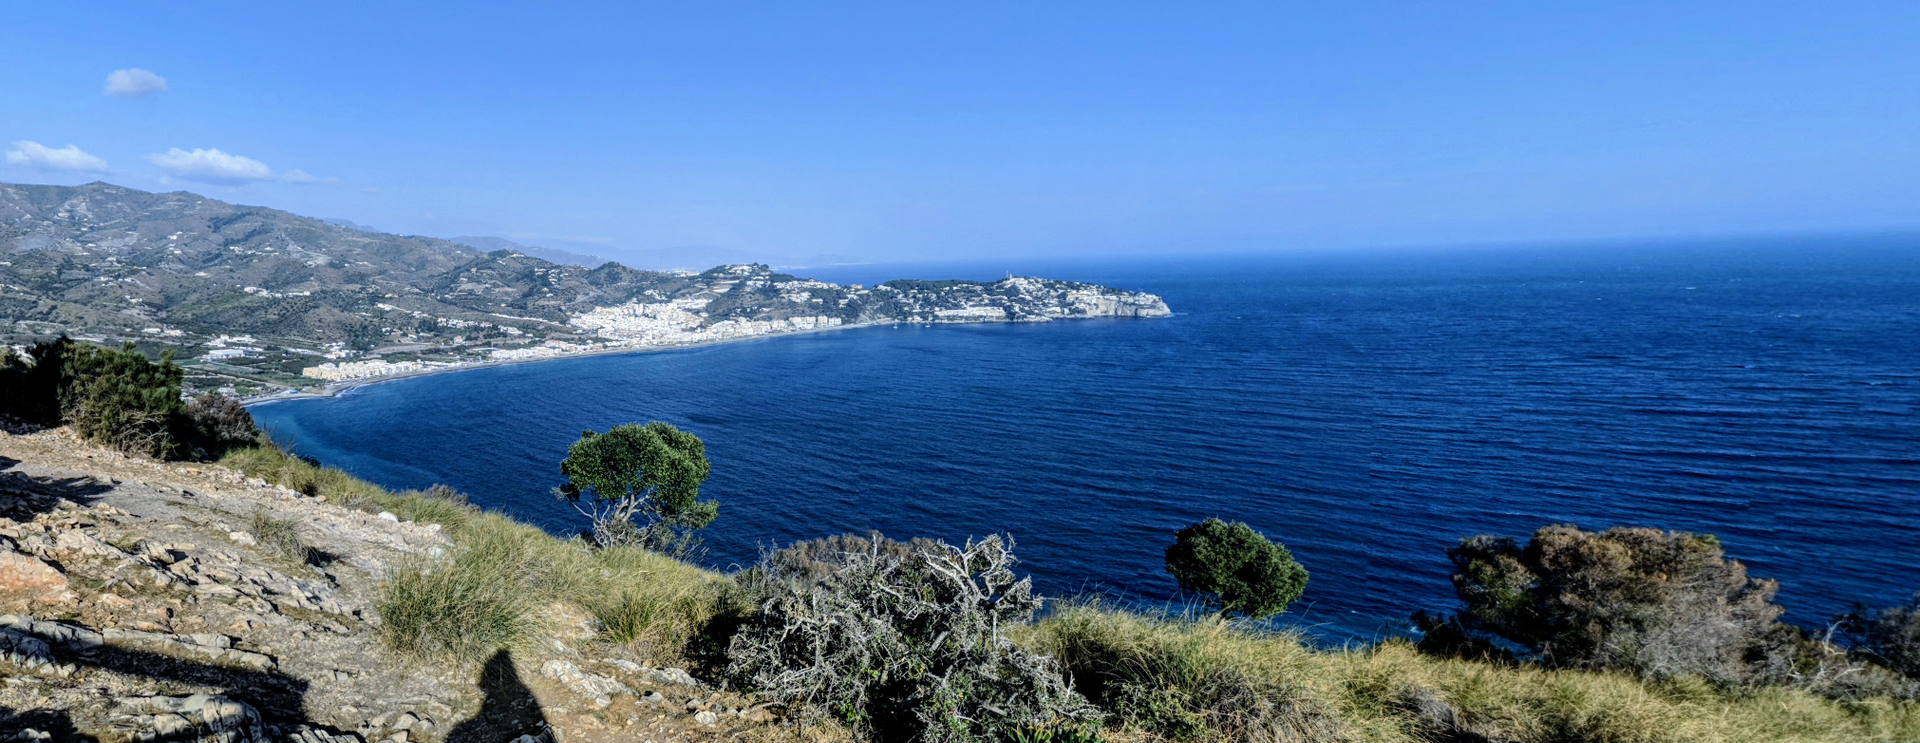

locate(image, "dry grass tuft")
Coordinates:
246 507 315 564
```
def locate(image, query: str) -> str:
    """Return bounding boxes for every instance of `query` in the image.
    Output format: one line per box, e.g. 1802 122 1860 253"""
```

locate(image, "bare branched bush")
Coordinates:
727 534 1102 742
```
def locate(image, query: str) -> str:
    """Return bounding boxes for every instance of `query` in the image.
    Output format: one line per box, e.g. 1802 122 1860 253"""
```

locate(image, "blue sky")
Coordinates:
4 2 1918 268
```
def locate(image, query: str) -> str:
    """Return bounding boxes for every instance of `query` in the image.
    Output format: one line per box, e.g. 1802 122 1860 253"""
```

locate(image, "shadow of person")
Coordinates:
445 649 551 743
0 704 98 742
11 623 355 739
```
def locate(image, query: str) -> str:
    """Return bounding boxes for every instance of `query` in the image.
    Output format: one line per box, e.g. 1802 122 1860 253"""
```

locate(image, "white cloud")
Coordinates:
281 169 320 184
6 141 109 172
104 68 169 97
146 147 273 184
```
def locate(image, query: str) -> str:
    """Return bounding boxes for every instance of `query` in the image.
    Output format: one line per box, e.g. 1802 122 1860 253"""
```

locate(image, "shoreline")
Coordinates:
244 312 1166 406
244 318 889 406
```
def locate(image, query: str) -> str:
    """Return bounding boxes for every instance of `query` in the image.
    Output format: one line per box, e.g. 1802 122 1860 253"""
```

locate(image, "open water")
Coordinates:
252 238 1920 638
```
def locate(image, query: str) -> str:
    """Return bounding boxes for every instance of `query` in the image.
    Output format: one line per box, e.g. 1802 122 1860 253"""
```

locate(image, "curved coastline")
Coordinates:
245 319 880 406
243 313 1169 407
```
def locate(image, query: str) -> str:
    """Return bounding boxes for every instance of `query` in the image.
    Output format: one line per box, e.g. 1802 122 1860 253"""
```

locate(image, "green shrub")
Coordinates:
1164 519 1309 619
1 338 260 461
184 393 260 456
727 534 1102 742
61 341 189 458
0 338 71 426
1423 524 1793 684
1860 591 1920 680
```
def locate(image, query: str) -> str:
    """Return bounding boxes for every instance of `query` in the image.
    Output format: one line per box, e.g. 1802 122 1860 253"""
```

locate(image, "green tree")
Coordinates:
557 421 716 550
0 337 76 425
1164 518 1309 619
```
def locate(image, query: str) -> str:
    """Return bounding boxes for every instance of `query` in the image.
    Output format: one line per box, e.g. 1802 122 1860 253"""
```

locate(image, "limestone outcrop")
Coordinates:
0 428 791 743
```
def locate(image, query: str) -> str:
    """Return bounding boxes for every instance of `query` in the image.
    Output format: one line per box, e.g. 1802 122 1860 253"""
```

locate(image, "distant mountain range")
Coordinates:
0 181 685 346
0 181 1168 394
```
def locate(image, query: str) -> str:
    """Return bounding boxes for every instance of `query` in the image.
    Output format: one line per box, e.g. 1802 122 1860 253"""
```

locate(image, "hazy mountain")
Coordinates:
0 182 1163 371
0 181 682 346
320 217 382 233
449 236 609 268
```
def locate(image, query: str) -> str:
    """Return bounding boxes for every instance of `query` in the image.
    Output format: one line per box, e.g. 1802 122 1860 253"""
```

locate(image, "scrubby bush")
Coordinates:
61 341 190 458
1 338 261 461
0 338 73 426
1420 524 1795 684
1164 519 1308 619
727 534 1102 742
556 421 717 552
185 393 260 454
1857 591 1920 680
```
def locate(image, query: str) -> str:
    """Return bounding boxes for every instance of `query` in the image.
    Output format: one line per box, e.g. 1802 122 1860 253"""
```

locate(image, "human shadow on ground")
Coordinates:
0 457 112 521
4 623 544 742
444 649 552 743
0 704 94 742
4 626 321 742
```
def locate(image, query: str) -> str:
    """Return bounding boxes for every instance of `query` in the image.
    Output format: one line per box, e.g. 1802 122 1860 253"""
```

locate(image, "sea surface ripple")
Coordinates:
252 240 1920 638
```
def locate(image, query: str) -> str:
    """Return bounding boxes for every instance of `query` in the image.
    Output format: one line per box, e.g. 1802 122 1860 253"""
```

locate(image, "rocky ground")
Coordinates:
0 429 804 743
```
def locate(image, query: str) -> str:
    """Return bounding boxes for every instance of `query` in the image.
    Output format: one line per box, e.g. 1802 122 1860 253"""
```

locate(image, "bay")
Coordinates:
252 238 1920 638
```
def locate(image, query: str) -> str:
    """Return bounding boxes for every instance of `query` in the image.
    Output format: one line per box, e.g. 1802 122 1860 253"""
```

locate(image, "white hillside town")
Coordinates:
286 268 1170 386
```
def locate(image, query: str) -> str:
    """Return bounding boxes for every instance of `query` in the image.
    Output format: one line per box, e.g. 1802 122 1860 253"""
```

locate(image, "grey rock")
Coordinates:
540 658 630 709
644 666 701 688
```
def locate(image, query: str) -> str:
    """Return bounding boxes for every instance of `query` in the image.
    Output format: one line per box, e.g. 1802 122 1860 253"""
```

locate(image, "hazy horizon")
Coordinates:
6 3 1918 268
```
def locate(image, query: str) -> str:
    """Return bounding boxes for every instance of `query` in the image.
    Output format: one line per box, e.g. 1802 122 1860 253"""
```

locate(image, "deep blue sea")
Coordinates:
252 239 1920 639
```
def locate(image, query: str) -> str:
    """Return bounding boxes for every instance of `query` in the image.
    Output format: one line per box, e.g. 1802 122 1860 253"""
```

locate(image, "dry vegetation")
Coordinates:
1027 603 1920 743
220 442 733 666
218 442 1920 743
